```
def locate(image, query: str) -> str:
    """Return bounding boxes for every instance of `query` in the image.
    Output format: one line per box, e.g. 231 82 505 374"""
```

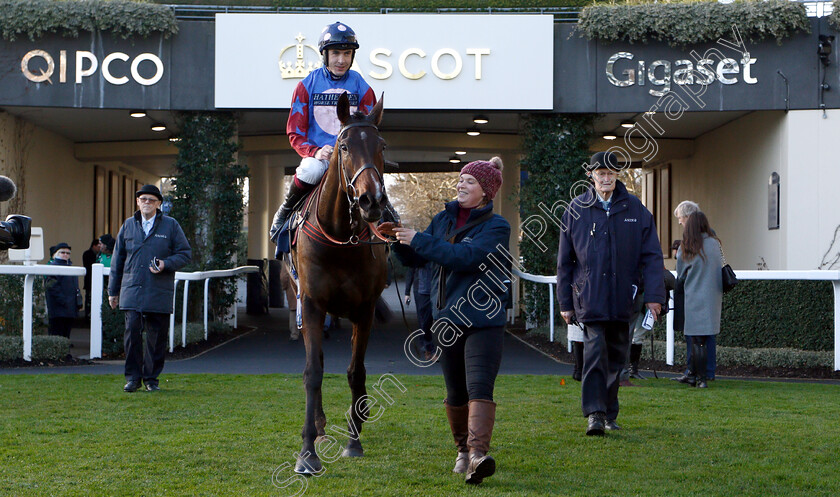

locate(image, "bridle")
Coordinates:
335 121 386 214
313 121 391 245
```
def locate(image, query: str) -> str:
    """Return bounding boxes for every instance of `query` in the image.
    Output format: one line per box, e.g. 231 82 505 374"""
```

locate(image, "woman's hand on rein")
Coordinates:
393 227 417 246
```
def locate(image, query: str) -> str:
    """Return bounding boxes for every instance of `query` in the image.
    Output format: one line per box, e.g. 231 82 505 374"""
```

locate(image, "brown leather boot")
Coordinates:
444 401 470 473
465 399 496 484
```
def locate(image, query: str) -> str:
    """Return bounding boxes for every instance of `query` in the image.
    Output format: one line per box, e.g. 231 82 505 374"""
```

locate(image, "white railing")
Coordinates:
1 263 257 361
0 264 87 361
170 266 259 352
514 268 840 371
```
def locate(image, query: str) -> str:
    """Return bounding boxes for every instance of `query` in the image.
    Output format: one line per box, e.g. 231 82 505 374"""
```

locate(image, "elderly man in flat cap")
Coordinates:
556 152 666 435
109 184 191 393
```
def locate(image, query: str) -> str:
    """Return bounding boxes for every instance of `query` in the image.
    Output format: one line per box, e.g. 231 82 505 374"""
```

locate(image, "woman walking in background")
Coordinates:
674 211 723 389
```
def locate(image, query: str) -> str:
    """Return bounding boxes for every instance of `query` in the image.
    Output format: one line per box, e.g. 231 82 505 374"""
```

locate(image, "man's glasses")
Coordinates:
57 251 70 255
138 196 159 204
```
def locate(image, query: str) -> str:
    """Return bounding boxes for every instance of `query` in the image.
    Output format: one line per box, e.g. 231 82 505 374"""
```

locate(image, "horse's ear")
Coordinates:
337 92 351 124
369 93 384 126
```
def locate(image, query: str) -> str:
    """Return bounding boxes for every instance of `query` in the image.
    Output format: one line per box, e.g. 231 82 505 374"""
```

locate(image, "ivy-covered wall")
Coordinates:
519 114 594 325
170 113 248 321
0 0 178 42
578 0 811 47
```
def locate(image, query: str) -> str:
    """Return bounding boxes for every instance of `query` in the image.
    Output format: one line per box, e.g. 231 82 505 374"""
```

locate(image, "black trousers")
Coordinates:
581 321 630 420
48 317 73 339
438 326 504 406
124 310 169 385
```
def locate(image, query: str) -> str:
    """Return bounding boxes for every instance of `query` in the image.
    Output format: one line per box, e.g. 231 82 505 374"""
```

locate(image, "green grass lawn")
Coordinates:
1 374 837 496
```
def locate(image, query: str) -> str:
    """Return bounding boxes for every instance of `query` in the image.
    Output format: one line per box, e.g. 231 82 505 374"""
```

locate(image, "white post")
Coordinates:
834 281 840 371
548 283 555 343
204 278 210 340
22 274 34 361
233 290 238 330
182 280 189 347
666 289 674 365
170 280 178 353
90 263 103 359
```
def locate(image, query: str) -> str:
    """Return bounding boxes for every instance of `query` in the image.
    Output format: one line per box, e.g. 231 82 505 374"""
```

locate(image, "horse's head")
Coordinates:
334 92 386 223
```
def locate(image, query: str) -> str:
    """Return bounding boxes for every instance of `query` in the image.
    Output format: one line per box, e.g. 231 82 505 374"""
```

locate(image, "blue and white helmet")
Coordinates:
318 22 359 54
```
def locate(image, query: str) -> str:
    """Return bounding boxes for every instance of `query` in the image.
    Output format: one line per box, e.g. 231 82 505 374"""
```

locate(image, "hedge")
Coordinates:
0 0 178 42
0 335 69 362
577 0 810 47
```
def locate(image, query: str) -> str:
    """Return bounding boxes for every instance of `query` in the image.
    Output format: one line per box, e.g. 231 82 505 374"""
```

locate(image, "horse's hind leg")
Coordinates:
295 296 326 475
342 312 373 458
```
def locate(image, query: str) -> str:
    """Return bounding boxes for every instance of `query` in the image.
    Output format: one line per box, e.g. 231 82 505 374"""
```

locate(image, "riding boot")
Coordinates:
444 401 470 474
628 344 645 379
270 180 314 241
695 341 708 389
465 399 496 485
571 341 584 381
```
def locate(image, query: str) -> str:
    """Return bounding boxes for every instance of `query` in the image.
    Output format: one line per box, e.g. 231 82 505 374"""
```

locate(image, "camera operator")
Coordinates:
0 175 31 251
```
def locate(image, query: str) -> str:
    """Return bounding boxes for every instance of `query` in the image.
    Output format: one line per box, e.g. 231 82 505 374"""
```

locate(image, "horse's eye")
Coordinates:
339 143 349 152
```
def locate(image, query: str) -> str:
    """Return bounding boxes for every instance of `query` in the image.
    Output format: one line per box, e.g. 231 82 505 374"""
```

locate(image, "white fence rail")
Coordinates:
1 263 258 361
513 268 840 371
0 264 87 361
170 266 259 352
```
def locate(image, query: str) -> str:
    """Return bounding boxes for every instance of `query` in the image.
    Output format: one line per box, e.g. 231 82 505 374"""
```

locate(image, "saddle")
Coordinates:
273 185 319 257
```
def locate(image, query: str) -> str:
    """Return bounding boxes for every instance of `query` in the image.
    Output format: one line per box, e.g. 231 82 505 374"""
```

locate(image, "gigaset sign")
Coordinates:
606 51 757 97
20 49 164 86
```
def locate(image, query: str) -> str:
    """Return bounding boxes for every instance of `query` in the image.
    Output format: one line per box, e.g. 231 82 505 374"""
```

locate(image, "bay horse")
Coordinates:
289 92 390 475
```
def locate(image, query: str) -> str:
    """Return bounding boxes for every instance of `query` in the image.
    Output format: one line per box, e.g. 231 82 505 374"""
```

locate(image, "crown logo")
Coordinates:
278 33 321 79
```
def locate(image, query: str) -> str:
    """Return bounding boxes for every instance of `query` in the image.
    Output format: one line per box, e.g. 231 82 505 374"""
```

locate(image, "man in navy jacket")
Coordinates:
109 184 191 393
557 152 665 435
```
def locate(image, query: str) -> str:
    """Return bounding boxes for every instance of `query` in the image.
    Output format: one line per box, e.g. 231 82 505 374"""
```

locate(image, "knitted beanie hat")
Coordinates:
460 156 503 200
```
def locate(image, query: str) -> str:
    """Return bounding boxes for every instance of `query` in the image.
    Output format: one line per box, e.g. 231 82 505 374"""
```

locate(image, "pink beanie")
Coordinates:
460 156 503 200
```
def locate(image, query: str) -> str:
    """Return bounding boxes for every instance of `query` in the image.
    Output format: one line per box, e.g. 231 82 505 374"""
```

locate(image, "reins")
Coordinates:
308 121 393 247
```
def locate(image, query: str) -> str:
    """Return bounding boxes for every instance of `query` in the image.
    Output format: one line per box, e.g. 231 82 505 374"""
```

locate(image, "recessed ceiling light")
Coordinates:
473 115 489 125
151 123 166 132
449 156 461 164
455 150 467 155
168 136 181 143
129 110 146 118
620 120 635 128
603 133 617 140
466 127 480 137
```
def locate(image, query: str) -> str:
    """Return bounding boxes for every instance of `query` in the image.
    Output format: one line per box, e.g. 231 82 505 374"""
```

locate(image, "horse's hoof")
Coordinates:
341 447 364 458
294 455 323 475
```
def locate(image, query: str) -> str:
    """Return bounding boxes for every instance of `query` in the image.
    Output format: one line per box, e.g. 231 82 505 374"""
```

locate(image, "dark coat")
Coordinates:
45 258 79 318
82 248 97 291
393 201 511 329
404 262 432 296
109 210 192 314
557 180 666 323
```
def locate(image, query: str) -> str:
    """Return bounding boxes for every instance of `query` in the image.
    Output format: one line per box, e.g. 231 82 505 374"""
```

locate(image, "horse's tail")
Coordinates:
374 296 392 324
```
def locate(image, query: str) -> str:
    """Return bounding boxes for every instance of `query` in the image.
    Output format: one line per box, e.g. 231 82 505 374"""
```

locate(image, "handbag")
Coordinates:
720 244 739 293
75 288 83 309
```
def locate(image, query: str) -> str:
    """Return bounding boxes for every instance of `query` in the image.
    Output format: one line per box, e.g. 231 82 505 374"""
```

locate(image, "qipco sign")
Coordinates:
21 50 164 86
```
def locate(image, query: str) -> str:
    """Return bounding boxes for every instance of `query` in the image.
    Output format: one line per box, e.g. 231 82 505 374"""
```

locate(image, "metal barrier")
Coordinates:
513 268 840 371
0 263 87 361
0 263 257 361
170 266 259 352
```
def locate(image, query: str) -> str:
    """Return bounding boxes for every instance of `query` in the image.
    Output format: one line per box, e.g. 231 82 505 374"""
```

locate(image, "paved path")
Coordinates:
0 284 572 377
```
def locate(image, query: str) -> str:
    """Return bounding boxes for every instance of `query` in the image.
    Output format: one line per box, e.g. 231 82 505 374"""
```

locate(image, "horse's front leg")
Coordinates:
343 308 373 458
296 295 327 475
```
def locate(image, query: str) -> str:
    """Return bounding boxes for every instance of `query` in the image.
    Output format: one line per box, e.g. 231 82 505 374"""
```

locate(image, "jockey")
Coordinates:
271 21 397 242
